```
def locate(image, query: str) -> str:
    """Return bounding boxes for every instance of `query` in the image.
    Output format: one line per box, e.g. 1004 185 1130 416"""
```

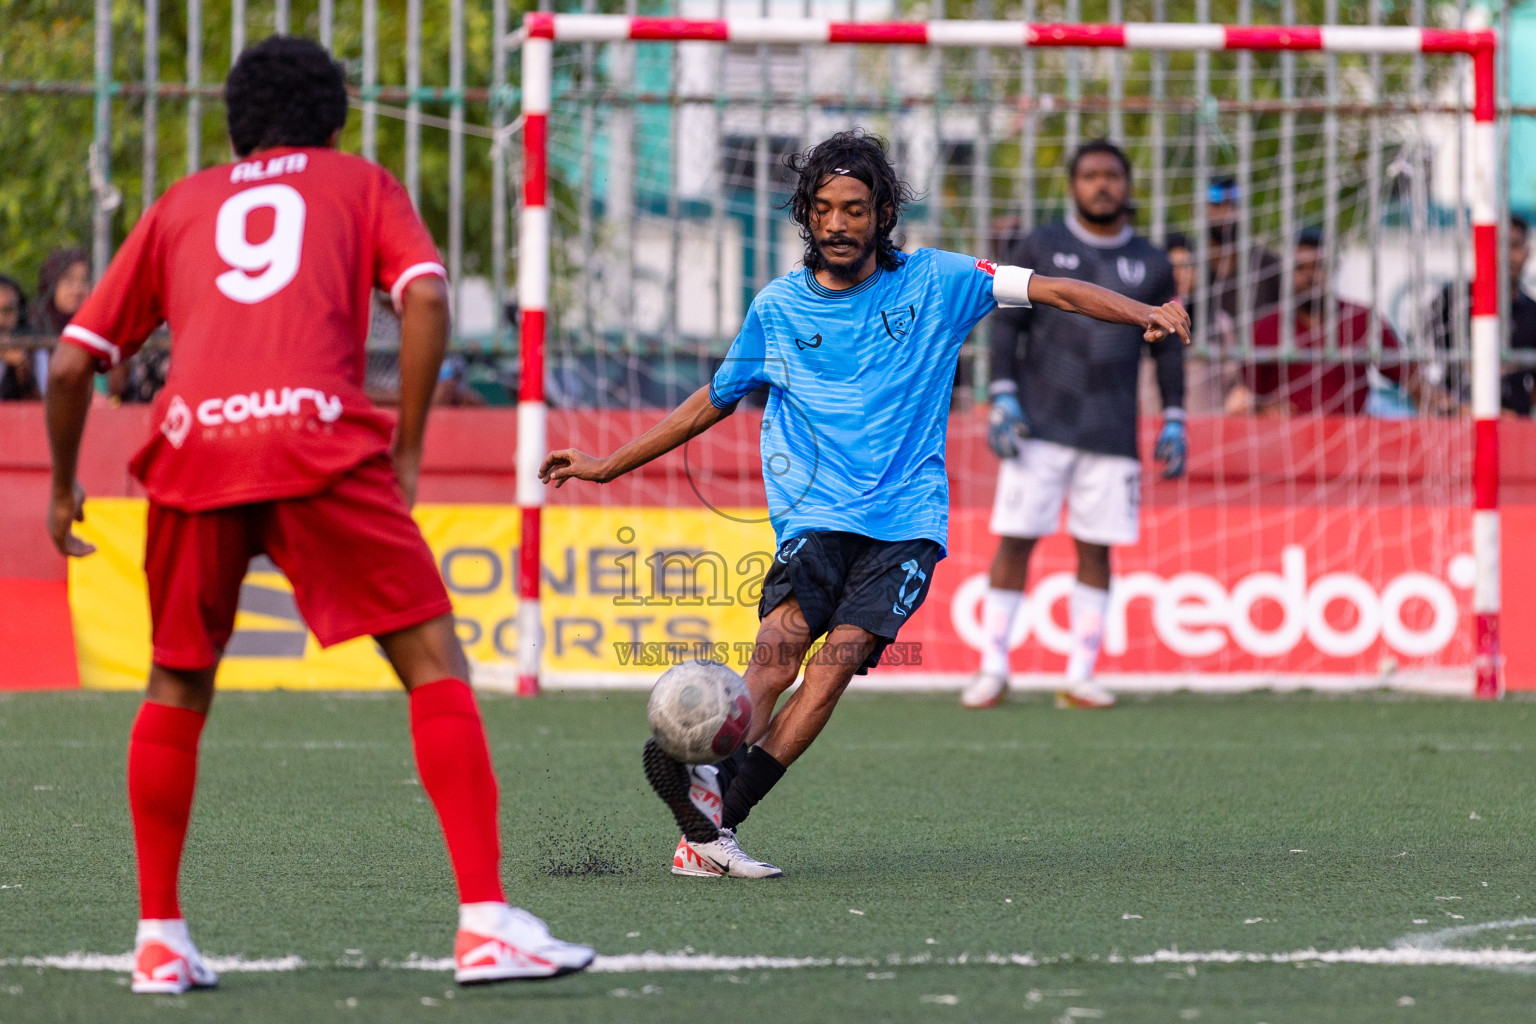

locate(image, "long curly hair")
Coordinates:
225 36 348 157
784 129 917 273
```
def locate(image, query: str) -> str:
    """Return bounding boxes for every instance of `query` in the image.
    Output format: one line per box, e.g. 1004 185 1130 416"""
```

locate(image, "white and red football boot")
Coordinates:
453 903 595 984
672 828 784 879
130 919 218 995
672 834 727 877
960 672 1009 709
1055 680 1117 709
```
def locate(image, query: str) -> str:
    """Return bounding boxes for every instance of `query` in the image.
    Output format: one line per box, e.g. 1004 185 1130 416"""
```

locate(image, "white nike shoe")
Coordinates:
672 827 784 879
1056 680 1117 709
453 903 595 984
688 763 724 828
131 919 218 995
960 671 1009 709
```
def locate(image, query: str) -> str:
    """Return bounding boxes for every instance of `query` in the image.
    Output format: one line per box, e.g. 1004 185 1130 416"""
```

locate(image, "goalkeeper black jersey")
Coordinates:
988 217 1183 460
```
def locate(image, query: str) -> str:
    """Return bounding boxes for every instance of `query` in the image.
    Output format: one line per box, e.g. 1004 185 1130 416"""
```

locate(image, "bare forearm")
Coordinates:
602 385 731 480
1032 275 1155 327
396 277 451 456
45 345 96 497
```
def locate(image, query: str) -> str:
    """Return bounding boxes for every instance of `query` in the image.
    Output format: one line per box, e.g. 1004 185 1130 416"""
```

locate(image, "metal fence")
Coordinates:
0 0 1523 374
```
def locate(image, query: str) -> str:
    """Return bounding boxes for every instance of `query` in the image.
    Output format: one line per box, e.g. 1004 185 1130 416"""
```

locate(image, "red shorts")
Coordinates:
145 456 452 671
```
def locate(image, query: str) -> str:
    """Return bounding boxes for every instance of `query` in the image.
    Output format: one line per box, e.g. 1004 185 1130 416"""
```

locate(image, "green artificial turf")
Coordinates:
3 689 1536 1023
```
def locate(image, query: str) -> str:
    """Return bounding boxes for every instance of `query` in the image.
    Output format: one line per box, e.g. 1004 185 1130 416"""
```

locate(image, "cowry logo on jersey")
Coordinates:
892 558 927 617
1052 252 1081 270
161 396 193 449
880 304 917 341
1117 257 1147 286
196 387 343 427
794 333 823 351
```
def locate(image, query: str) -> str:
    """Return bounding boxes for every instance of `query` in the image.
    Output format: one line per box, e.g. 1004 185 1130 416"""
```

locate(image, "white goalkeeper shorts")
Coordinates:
989 438 1142 546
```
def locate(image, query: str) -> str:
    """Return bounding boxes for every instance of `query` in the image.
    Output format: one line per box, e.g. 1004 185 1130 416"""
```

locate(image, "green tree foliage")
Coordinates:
0 1 100 293
0 0 535 296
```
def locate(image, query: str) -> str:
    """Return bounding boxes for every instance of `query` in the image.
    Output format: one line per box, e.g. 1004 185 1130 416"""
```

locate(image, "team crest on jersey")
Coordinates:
1117 257 1147 286
161 395 193 449
1052 252 1081 270
794 333 823 351
880 304 917 341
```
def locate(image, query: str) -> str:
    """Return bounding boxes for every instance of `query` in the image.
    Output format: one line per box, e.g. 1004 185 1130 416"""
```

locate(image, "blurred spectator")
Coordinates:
1206 177 1282 324
1228 231 1404 416
433 354 487 407
1146 233 1236 415
0 274 25 331
363 290 491 407
1427 214 1536 416
0 273 40 400
28 247 92 398
118 336 172 403
31 247 90 336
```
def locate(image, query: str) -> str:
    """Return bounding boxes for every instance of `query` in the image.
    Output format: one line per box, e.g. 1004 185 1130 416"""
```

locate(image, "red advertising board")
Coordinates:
908 506 1474 679
0 404 1531 690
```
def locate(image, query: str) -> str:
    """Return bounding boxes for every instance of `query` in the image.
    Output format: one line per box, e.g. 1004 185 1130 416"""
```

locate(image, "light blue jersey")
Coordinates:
710 248 1016 553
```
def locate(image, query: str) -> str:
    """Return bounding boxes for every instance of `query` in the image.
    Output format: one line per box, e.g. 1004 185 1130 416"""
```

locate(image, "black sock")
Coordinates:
711 745 748 795
720 747 786 831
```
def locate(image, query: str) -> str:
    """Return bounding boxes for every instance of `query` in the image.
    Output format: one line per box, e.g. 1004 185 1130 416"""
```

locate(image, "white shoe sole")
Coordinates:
673 860 783 878
1055 690 1116 709
456 957 593 985
671 864 726 877
131 980 192 995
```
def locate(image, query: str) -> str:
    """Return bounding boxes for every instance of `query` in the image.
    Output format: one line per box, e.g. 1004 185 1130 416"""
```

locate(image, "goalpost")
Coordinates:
508 14 1500 699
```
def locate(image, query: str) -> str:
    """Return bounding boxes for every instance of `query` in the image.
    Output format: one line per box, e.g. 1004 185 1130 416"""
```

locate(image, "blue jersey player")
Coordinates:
540 130 1189 878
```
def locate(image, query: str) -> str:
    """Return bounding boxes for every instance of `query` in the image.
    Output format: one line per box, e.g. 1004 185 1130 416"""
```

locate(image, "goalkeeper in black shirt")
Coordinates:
962 140 1187 710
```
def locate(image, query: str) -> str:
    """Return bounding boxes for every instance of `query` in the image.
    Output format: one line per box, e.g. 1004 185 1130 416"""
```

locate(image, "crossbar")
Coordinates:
518 14 1493 54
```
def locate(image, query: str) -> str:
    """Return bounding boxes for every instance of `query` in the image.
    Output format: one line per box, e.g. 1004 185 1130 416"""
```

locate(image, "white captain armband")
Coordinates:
992 265 1034 308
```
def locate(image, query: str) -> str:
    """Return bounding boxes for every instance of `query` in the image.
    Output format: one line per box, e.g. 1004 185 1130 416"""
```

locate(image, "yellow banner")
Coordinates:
71 499 775 690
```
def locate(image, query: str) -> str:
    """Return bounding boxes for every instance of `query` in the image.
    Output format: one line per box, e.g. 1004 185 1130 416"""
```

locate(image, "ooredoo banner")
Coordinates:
69 499 1477 689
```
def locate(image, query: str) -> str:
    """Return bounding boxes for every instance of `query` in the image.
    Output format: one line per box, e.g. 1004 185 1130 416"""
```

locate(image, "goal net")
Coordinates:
509 10 1499 695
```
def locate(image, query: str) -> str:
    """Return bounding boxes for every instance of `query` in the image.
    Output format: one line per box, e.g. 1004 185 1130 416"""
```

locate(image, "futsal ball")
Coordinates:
646 660 753 763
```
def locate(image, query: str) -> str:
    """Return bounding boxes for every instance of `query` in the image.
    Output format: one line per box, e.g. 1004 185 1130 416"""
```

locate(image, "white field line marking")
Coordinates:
0 954 304 972
1392 916 1536 974
12 929 1536 976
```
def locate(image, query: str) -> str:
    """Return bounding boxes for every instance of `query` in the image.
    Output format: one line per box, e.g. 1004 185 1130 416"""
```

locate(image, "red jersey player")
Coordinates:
44 36 593 992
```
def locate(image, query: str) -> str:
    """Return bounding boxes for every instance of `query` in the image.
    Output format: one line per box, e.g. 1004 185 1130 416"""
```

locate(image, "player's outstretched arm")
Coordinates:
44 342 99 558
540 384 732 488
1027 274 1191 345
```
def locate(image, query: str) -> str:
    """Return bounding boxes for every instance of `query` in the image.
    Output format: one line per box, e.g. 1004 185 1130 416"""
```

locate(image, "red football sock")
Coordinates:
409 679 505 905
127 702 206 920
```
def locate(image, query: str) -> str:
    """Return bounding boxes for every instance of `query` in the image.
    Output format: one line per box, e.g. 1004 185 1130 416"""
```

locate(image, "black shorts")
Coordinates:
758 531 943 674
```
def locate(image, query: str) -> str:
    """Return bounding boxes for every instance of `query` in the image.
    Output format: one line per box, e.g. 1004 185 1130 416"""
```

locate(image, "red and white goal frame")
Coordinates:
510 14 1502 699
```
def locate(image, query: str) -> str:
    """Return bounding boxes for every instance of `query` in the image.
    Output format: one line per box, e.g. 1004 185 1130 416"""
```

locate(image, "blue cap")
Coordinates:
1207 179 1239 204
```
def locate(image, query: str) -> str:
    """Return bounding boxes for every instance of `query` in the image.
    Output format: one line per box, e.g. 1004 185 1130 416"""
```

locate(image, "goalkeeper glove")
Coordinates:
987 393 1029 460
1154 415 1188 480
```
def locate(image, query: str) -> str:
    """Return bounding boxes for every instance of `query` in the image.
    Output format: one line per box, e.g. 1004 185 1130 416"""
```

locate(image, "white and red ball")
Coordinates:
646 660 752 763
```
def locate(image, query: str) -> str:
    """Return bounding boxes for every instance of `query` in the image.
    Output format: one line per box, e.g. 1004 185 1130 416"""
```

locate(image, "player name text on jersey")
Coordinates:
229 152 309 184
